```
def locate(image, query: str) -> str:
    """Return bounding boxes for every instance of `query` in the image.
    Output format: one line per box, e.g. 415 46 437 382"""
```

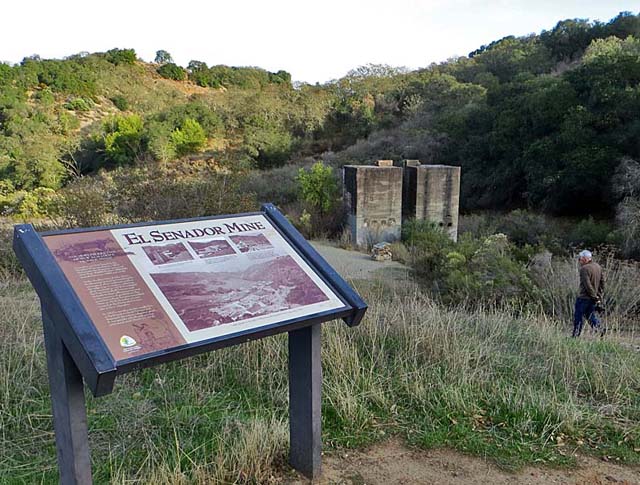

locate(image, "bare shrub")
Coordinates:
241 164 303 206
57 162 258 227
615 197 640 260
530 251 640 327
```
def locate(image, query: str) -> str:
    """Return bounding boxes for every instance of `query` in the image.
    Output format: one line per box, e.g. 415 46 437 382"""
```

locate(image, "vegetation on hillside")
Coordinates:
1 12 639 221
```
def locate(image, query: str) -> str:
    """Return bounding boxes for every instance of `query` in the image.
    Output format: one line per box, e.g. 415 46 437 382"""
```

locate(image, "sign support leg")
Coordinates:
288 324 322 479
42 308 93 485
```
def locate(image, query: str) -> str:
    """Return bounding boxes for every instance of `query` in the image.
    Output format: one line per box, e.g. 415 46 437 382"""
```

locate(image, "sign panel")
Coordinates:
43 213 345 361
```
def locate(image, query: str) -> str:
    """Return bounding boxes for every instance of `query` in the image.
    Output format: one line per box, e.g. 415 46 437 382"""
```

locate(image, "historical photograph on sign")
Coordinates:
109 215 346 345
150 255 329 331
229 234 273 253
188 239 236 259
142 242 193 266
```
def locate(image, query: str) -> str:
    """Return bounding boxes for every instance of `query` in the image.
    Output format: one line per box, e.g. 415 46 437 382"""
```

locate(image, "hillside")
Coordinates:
0 12 639 225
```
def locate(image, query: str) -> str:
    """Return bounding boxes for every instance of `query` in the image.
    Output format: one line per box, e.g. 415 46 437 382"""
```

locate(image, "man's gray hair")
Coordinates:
578 249 592 259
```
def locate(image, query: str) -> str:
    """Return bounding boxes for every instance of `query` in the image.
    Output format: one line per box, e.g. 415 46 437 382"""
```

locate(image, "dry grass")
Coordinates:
531 252 640 331
1 276 639 483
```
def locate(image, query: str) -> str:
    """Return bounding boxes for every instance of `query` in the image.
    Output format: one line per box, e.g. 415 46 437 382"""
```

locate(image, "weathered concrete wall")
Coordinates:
405 164 461 241
343 165 403 246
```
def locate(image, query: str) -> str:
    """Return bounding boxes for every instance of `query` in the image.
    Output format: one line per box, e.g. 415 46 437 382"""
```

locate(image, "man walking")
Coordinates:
573 250 605 337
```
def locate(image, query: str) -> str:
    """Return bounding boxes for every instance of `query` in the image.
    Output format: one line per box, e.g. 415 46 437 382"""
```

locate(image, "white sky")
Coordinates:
0 1 638 83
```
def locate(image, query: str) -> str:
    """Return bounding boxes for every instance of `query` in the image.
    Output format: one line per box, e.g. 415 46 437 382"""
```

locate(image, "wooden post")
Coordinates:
288 324 322 479
42 308 93 485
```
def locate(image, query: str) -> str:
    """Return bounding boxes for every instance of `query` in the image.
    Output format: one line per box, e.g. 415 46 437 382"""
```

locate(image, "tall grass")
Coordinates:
1 278 639 483
531 252 640 329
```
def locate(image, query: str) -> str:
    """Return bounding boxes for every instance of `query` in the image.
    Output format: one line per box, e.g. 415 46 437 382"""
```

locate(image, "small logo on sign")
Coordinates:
120 335 137 348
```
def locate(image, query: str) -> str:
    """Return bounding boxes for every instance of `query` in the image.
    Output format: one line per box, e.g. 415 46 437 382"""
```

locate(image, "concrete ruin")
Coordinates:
343 165 403 246
393 159 421 222
403 164 461 241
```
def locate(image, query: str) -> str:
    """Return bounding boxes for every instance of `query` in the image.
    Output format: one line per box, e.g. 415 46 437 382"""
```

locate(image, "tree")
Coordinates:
154 50 173 64
99 114 144 166
105 48 137 65
170 118 206 156
297 162 338 216
157 63 186 81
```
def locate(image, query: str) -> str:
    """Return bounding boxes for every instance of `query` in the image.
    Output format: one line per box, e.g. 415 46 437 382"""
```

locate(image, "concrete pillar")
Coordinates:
404 164 461 241
343 165 403 247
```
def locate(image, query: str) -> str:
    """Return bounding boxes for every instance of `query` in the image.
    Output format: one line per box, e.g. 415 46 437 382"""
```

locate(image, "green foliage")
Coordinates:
0 94 69 191
244 125 294 169
104 48 137 65
186 62 291 89
403 220 536 305
402 220 455 280
565 217 614 248
63 97 93 111
110 95 129 111
170 118 206 156
157 63 186 81
0 187 59 219
98 114 145 166
0 62 13 86
297 162 339 215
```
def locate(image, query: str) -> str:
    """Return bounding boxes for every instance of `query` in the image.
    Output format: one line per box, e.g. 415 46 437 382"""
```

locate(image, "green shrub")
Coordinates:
295 162 342 238
64 97 93 111
0 188 60 220
0 180 15 196
402 219 454 280
105 48 137 65
170 118 206 156
152 101 223 135
403 221 536 306
146 121 176 162
98 114 145 166
565 217 613 248
297 162 338 216
157 63 186 81
110 95 129 111
244 126 294 169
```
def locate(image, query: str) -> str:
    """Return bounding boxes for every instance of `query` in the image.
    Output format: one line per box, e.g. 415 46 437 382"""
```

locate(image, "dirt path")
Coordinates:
287 440 639 485
311 242 410 281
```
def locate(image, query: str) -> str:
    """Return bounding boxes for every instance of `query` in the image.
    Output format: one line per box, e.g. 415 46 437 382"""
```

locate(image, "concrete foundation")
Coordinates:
404 164 461 241
343 165 403 247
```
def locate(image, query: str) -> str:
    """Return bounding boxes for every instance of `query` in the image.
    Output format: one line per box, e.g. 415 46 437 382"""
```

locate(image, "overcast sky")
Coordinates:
1 1 638 83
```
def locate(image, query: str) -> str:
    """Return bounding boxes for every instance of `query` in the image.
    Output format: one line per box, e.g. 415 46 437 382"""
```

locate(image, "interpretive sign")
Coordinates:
43 213 345 361
14 204 367 483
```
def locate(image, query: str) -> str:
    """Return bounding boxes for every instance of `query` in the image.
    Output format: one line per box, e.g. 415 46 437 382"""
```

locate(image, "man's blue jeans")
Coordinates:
573 297 601 337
